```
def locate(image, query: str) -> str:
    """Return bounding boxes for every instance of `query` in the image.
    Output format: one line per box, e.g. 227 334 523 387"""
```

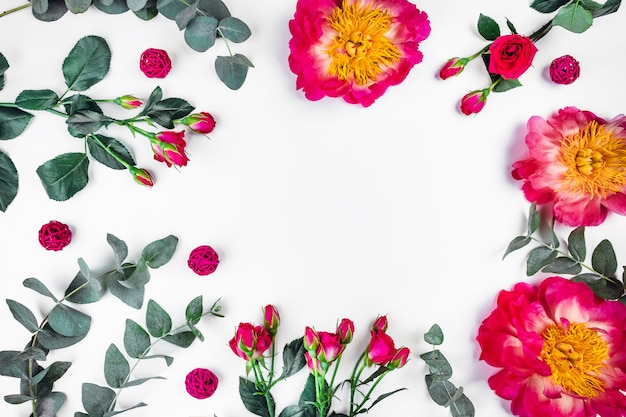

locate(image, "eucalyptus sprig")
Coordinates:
503 203 626 303
419 324 475 417
0 35 216 212
0 233 178 417
76 296 223 417
0 0 252 89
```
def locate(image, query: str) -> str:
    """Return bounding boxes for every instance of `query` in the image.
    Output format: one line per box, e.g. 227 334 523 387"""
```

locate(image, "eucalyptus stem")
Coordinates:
0 3 31 17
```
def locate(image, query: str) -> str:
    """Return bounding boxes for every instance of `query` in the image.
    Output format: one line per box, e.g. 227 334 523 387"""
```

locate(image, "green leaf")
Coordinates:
541 257 582 275
121 375 165 388
15 89 59 110
572 273 624 300
163 331 196 348
420 350 453 378
280 338 307 379
218 17 251 43
530 0 571 13
0 350 29 378
215 54 253 90
133 0 158 20
173 0 198 29
450 393 475 417
567 227 586 261
142 235 178 268
527 203 540 234
65 0 91 12
63 35 111 91
31 0 68 21
48 304 91 338
424 374 459 406
142 354 173 366
37 361 72 393
78 257 103 293
0 53 8 77
64 271 105 304
185 295 203 326
580 0 604 10
6 299 39 333
4 394 33 404
0 150 18 212
146 300 172 338
197 0 231 20
368 388 407 410
591 0 621 17
36 152 89 201
145 98 194 129
66 110 112 135
591 239 617 277
0 107 33 140
279 405 316 417
24 277 58 301
127 0 148 11
493 78 522 93
184 15 218 52
136 86 162 116
81 383 116 417
552 3 593 33
240 376 273 417
424 324 444 345
107 234 128 268
502 235 531 259
93 0 130 14
505 18 517 34
187 321 204 342
34 391 65 417
104 344 130 389
526 246 558 276
107 269 145 309
123 319 151 359
156 0 188 19
17 346 47 361
87 134 135 170
118 259 149 289
477 13 500 41
103 402 147 416
38 323 88 349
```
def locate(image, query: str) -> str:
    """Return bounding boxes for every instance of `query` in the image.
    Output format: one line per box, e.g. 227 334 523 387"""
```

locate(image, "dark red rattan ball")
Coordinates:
38 220 72 251
139 48 172 79
549 55 580 85
188 245 220 276
185 368 219 399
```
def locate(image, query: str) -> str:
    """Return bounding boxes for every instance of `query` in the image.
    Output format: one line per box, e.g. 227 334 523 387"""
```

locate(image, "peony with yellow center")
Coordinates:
512 107 626 226
288 0 430 107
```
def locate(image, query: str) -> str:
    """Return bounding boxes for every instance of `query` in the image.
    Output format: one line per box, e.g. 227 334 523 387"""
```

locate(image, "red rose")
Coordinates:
487 34 537 80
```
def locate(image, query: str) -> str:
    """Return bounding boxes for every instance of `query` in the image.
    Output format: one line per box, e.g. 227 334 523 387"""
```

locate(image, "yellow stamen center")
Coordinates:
558 121 626 198
326 0 401 85
541 323 608 398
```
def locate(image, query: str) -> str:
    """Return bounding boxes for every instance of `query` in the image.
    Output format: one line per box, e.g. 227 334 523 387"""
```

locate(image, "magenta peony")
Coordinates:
477 277 626 417
288 0 430 107
512 107 626 226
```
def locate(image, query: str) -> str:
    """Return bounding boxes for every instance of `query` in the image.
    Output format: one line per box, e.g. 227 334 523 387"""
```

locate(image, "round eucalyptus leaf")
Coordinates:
198 0 230 20
32 0 69 21
184 15 218 52
93 0 129 13
156 0 187 19
65 0 92 13
133 0 158 20
218 17 251 43
215 54 253 90
48 304 91 338
127 0 148 12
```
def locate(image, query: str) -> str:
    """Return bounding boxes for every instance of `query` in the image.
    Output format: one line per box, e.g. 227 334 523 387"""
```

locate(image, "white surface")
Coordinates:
0 1 625 416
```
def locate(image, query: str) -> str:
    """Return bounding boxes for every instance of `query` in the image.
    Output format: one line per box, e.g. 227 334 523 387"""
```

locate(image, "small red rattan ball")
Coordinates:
188 245 220 275
185 368 218 399
139 48 172 79
38 220 72 251
549 55 580 85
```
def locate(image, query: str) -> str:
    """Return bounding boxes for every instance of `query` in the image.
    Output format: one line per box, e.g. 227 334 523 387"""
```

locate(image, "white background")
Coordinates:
0 1 625 416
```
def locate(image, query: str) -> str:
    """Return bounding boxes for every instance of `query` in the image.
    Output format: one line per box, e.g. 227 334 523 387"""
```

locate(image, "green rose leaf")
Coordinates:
591 0 621 17
542 257 582 275
162 331 196 348
48 304 91 338
240 376 273 417
64 0 91 13
146 299 172 338
81 383 116 417
0 150 18 212
218 17 251 43
215 53 254 90
493 78 522 93
477 13 500 41
526 246 558 276
424 323 444 345
530 0 571 13
15 89 59 110
552 3 593 33
145 98 194 129
23 277 58 301
184 15 218 52
34 391 65 417
280 338 307 379
506 18 517 34
63 35 111 91
87 134 135 170
124 319 151 359
107 269 145 309
36 152 89 201
591 239 618 277
107 233 128 269
104 344 130 388
142 235 178 268
6 299 39 333
279 405 317 417
136 86 162 117
185 295 203 326
0 107 34 140
66 110 112 135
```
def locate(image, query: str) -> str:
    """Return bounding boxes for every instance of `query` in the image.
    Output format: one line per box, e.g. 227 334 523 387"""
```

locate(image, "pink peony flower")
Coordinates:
512 107 626 226
288 0 430 107
477 277 626 417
